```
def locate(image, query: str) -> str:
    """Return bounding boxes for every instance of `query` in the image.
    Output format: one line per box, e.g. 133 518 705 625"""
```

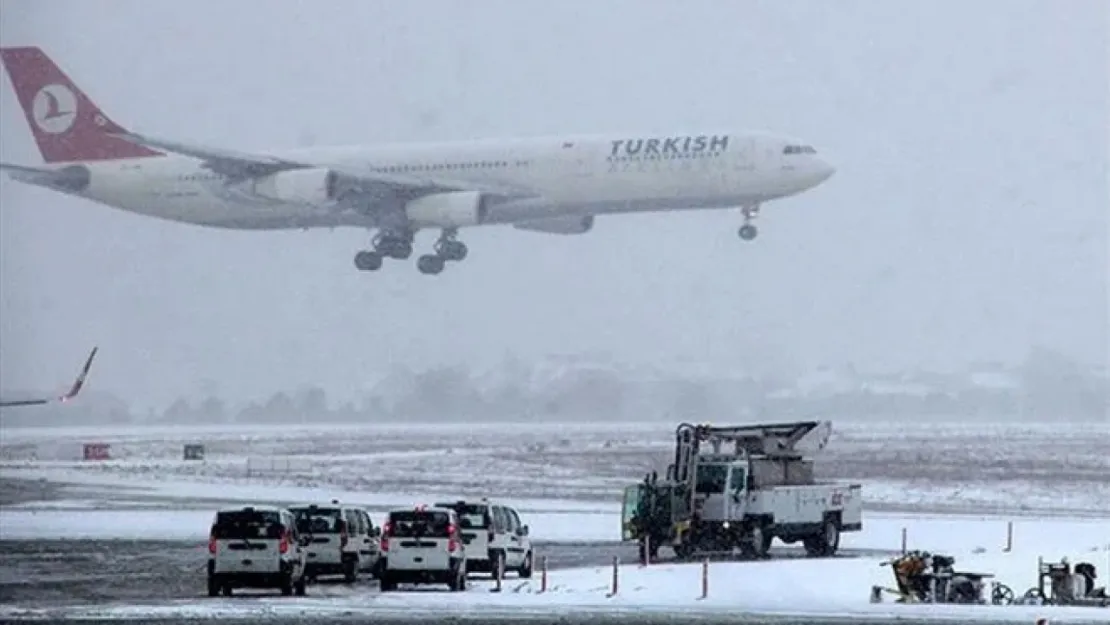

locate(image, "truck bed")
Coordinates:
747 482 863 529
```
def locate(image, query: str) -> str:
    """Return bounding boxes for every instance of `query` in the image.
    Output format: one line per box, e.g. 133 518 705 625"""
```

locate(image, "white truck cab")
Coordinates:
433 498 533 579
207 505 307 597
288 501 381 583
378 505 468 592
690 454 862 557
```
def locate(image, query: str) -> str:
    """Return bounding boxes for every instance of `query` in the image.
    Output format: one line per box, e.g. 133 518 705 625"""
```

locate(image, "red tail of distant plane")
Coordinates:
0 47 162 163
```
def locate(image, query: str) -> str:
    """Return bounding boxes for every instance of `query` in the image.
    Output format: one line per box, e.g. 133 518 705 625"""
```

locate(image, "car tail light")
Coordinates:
279 529 291 554
380 522 392 552
447 523 458 553
208 535 217 555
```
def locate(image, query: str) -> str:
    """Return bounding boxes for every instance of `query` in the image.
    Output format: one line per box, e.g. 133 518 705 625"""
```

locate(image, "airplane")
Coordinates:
0 346 98 408
0 46 836 276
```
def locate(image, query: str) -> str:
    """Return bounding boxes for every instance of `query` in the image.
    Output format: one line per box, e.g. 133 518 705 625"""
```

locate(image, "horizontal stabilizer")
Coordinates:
0 161 91 191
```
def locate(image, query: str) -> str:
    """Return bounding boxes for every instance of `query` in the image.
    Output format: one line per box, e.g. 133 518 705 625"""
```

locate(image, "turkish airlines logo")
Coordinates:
31 84 77 135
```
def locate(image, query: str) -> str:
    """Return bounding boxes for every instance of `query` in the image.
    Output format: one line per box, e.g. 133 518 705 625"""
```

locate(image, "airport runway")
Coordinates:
0 614 1061 625
3 615 1089 625
0 537 893 606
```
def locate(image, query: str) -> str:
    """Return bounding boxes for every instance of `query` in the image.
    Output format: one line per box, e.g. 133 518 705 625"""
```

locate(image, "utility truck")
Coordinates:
621 420 862 561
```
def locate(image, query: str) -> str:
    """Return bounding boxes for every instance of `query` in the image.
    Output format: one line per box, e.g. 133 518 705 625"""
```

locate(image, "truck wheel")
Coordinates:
750 525 772 559
805 519 840 557
821 519 840 555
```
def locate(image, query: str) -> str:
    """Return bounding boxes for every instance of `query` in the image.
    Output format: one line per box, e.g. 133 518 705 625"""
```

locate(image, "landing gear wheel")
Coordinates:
354 250 383 271
373 234 414 260
417 254 446 275
384 240 413 260
435 240 468 262
738 224 759 241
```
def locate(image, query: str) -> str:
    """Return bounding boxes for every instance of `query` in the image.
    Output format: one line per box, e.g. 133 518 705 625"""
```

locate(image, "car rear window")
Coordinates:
433 502 489 530
212 509 284 540
289 507 342 534
389 510 452 538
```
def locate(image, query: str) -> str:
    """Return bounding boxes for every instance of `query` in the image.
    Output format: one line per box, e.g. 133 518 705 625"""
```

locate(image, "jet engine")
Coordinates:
405 191 489 228
252 168 338 205
513 215 594 235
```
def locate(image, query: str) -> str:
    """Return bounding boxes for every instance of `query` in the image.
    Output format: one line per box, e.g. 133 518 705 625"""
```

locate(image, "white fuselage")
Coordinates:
43 131 834 231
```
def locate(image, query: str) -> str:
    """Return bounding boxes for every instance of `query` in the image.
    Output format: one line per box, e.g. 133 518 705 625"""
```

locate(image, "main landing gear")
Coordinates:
738 204 760 241
353 230 412 272
416 229 467 276
353 228 467 275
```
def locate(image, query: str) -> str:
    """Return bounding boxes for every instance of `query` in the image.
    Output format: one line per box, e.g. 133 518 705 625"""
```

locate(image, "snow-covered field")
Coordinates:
2 420 1107 517
3 420 1108 622
4 514 1108 623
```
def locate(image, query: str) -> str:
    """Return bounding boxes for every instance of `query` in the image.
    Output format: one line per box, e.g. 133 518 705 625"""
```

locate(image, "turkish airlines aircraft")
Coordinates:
0 47 835 276
0 346 98 408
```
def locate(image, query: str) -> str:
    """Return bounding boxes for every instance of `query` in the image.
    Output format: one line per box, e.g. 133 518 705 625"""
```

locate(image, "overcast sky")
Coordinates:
0 0 1106 411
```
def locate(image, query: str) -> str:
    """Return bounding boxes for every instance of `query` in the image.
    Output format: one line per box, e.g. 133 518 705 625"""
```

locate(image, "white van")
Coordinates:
434 499 533 578
378 506 467 592
207 505 307 597
289 502 381 583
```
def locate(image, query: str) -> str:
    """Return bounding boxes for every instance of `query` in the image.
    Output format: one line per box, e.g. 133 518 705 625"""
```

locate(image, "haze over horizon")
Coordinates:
1 0 1107 413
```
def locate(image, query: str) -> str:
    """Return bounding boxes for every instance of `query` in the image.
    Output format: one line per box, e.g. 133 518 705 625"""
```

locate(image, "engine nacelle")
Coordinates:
252 168 338 205
513 215 595 235
404 191 489 228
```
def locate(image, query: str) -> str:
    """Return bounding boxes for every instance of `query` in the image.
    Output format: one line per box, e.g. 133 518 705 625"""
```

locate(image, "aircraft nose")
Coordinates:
811 157 835 184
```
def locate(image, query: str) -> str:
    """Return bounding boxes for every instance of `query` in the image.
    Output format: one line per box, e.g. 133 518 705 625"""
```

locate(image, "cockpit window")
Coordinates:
783 145 817 155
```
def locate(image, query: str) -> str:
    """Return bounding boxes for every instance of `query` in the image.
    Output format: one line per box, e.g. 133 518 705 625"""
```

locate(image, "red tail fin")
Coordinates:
0 46 162 164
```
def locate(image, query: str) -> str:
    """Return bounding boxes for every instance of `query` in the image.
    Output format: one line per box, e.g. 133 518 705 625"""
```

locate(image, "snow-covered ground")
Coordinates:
3 516 1108 623
2 420 1107 517
3 469 1107 556
3 420 1108 621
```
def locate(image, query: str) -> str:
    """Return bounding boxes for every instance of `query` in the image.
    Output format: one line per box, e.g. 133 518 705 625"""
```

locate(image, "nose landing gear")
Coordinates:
738 204 760 241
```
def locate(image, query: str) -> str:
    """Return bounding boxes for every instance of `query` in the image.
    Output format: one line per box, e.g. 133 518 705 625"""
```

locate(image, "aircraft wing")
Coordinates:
113 132 537 202
0 346 98 409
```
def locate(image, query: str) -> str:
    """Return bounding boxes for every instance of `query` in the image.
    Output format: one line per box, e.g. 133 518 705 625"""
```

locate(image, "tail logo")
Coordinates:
32 84 77 135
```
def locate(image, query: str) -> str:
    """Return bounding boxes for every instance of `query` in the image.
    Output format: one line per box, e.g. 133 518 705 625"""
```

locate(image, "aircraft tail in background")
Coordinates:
0 346 99 408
